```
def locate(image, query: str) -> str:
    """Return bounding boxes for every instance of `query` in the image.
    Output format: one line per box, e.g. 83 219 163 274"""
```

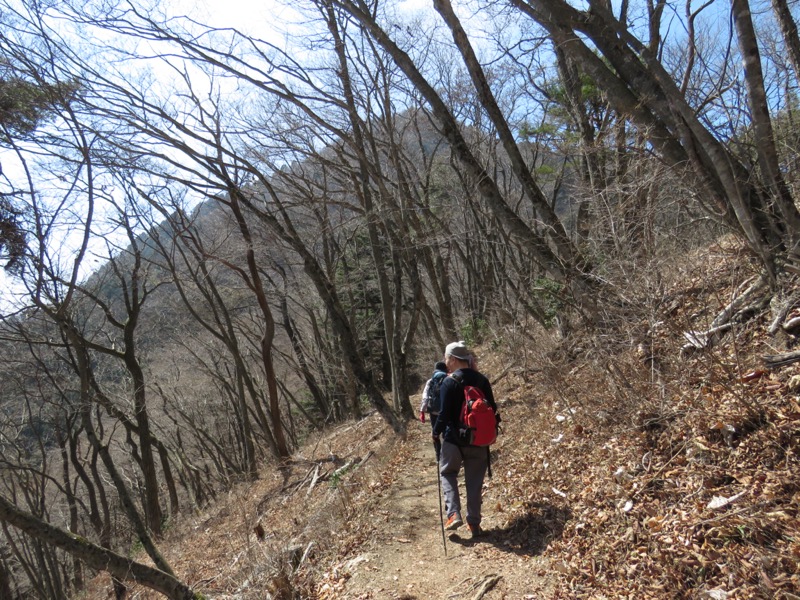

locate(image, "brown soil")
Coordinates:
316 420 554 600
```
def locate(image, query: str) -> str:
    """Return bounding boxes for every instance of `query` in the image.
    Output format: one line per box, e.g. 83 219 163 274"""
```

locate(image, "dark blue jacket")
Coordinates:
432 368 497 445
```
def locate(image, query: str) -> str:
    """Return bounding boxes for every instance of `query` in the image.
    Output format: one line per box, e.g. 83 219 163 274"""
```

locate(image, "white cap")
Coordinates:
444 341 471 361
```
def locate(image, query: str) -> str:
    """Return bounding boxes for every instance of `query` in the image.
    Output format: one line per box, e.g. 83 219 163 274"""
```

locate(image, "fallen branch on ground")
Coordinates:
471 574 501 600
763 349 800 368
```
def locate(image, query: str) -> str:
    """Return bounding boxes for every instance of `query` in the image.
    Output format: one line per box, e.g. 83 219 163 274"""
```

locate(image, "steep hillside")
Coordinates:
85 239 799 599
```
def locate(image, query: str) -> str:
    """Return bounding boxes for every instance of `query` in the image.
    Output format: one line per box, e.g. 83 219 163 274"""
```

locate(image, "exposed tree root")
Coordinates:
470 574 501 600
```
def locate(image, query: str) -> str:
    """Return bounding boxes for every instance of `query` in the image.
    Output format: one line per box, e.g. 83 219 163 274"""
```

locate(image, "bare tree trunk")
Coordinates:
239 183 405 434
0 559 13 600
228 186 291 459
60 321 175 577
278 274 330 419
0 495 195 600
68 424 109 546
732 0 800 257
432 0 588 277
154 439 180 516
510 0 785 274
144 201 273 469
57 427 83 592
331 0 578 287
123 346 164 535
771 0 800 82
647 0 666 52
323 1 415 417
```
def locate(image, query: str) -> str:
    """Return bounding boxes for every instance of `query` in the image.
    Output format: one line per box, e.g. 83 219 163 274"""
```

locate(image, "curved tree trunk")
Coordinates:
278 277 330 419
167 230 272 466
511 0 788 274
123 346 164 535
57 427 83 592
239 184 406 435
228 186 291 459
58 320 176 578
0 495 195 600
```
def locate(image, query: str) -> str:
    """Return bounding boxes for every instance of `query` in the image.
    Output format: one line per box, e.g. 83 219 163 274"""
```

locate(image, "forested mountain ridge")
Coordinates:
1 0 800 597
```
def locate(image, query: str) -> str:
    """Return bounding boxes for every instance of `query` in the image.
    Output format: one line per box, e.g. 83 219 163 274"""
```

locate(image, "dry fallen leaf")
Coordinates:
706 490 747 510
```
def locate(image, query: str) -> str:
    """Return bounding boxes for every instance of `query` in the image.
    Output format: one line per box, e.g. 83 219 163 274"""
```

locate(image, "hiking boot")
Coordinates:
468 524 484 538
445 513 463 530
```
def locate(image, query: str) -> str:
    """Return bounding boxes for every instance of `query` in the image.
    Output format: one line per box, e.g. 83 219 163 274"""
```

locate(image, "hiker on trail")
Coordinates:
419 361 447 428
432 341 499 538
420 361 448 463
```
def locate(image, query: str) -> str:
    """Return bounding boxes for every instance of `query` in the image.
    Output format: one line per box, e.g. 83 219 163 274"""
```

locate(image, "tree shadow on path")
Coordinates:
447 502 571 557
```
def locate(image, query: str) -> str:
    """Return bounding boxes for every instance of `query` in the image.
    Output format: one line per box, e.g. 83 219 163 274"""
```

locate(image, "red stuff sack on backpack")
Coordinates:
453 374 497 447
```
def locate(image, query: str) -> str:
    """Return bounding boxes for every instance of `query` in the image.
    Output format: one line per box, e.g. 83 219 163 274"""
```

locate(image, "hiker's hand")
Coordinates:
432 434 439 444
419 411 425 423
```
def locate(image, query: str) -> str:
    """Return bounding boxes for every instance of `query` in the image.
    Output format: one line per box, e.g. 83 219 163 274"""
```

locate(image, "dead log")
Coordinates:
710 275 769 329
763 349 800 369
331 459 355 480
280 464 317 495
681 275 770 355
681 323 734 353
306 464 323 496
768 291 800 335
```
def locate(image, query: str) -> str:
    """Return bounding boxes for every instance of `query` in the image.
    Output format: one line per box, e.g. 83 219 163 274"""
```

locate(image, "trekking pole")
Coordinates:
434 439 447 556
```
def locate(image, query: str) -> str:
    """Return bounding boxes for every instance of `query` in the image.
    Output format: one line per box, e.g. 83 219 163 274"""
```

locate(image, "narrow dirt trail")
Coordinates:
336 422 554 599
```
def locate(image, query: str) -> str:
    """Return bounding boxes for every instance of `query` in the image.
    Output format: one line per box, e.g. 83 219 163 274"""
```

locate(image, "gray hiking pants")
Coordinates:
439 441 488 526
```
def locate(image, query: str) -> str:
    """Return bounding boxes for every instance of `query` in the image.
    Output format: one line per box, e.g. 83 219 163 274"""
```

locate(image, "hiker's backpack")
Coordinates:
425 371 447 414
451 372 497 447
